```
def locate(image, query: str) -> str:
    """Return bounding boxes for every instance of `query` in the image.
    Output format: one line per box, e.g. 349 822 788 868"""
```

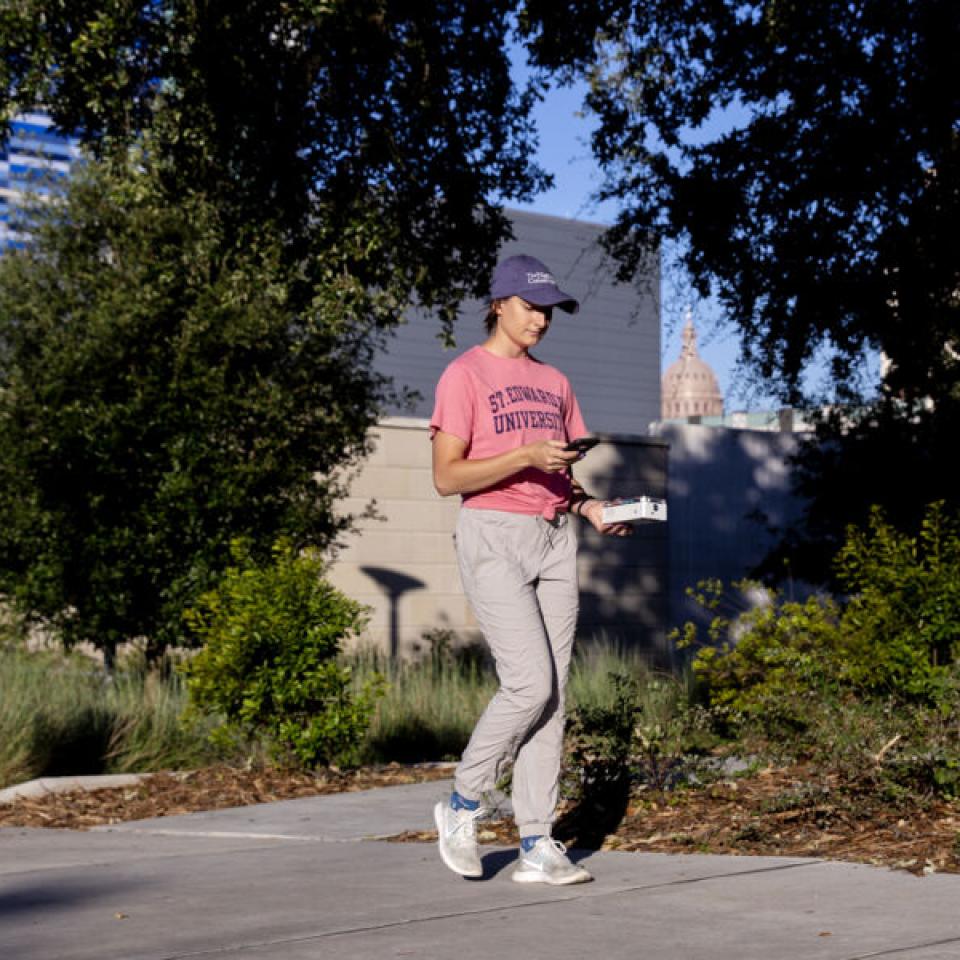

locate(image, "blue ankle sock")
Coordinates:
521 834 543 852
450 790 479 812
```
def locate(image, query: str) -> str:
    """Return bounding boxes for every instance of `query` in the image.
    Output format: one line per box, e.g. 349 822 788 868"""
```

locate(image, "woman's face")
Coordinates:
495 296 553 352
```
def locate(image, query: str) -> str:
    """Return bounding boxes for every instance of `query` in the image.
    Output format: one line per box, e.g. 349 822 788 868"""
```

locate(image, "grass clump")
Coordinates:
0 643 220 790
348 632 700 770
347 630 497 764
2 619 702 798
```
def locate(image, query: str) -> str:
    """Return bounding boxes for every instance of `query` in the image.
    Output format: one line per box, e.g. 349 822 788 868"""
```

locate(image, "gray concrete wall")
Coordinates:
327 420 811 664
376 208 660 437
327 419 669 663
650 422 808 636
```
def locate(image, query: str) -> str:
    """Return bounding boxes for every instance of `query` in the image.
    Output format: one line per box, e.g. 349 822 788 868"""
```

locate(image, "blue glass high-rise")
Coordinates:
0 110 80 251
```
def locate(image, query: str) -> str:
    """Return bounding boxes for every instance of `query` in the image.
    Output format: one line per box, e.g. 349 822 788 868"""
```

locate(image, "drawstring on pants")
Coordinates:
537 511 566 550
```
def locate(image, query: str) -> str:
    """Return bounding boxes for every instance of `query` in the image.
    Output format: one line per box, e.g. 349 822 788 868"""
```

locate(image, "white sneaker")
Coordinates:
512 837 592 885
434 800 484 878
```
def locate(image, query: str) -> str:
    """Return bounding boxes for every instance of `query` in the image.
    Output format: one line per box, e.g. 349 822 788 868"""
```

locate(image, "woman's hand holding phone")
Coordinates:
527 439 581 473
527 436 599 473
563 436 600 455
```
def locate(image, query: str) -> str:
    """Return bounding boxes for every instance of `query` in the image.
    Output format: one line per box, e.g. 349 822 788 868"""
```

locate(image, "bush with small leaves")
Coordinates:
182 540 382 768
679 502 960 800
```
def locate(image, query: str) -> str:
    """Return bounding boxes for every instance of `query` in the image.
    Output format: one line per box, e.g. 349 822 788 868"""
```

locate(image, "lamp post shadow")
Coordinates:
359 566 426 658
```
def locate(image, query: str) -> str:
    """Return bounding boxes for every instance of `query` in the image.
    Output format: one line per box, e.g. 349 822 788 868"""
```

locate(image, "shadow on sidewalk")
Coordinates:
475 847 519 881
552 774 631 851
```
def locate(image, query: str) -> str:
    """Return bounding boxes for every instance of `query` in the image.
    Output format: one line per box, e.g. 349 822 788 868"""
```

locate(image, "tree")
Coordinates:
521 1 960 579
0 158 382 663
522 0 960 405
1 2 547 330
0 4 549 660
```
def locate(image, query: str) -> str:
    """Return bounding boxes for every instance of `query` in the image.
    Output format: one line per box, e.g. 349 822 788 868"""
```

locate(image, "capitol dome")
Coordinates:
661 313 724 419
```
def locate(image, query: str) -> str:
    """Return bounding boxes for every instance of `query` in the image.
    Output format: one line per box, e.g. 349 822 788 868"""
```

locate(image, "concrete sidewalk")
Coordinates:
2 778 959 960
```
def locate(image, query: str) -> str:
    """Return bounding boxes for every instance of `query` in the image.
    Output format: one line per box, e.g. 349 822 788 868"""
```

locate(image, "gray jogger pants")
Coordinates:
453 507 579 837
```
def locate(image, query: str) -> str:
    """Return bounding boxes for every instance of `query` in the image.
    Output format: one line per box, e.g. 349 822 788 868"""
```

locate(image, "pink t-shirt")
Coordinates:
430 345 589 517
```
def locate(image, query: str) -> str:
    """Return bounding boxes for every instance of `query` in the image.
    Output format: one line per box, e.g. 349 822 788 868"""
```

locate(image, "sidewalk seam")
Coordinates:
845 935 960 960
92 827 398 842
140 860 823 959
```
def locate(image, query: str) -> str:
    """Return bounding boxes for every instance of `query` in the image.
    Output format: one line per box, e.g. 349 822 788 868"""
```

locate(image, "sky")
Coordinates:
504 62 867 412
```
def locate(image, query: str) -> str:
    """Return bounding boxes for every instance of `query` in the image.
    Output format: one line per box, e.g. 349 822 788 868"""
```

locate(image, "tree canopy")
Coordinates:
522 0 960 405
0 3 550 659
1 1 548 328
0 159 392 661
520 0 960 579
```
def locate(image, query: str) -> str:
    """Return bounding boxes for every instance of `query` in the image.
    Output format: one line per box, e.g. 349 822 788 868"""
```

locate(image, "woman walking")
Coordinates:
430 253 631 885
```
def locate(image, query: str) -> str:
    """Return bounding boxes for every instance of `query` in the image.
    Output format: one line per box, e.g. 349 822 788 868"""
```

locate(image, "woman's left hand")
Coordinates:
580 499 633 537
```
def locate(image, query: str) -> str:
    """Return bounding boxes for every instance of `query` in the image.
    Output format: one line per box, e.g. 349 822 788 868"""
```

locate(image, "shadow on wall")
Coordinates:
342 424 807 670
573 436 671 668
650 422 810 641
347 433 671 666
359 566 426 658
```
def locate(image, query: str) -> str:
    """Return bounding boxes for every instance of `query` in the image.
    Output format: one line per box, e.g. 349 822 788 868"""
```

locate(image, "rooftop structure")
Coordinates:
665 409 815 432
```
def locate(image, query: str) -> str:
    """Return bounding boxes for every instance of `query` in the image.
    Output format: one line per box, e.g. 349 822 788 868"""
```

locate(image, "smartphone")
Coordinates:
563 436 600 454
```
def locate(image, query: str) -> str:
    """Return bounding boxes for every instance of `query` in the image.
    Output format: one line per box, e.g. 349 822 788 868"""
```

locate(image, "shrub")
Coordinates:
679 502 960 798
682 585 842 736
686 502 960 712
182 540 381 768
557 667 716 847
835 501 960 698
564 673 642 795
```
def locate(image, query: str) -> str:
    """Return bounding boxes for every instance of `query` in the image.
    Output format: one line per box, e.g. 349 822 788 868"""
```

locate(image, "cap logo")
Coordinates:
526 271 555 285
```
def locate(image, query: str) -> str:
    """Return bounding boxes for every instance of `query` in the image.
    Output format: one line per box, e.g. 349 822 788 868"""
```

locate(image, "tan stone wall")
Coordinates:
328 418 669 662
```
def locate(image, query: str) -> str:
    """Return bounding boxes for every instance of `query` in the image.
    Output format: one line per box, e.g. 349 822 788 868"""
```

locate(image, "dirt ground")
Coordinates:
2 763 958 875
395 765 960 876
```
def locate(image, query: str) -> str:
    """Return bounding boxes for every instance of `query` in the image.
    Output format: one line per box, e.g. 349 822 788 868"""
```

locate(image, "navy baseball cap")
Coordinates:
489 254 580 314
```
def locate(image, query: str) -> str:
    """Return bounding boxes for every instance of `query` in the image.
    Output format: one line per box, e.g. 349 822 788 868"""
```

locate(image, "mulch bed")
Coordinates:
3 762 959 875
0 763 453 831
393 764 960 876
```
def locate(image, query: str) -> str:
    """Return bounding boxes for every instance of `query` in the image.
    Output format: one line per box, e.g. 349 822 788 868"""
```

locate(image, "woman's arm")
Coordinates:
567 473 593 515
432 431 579 497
